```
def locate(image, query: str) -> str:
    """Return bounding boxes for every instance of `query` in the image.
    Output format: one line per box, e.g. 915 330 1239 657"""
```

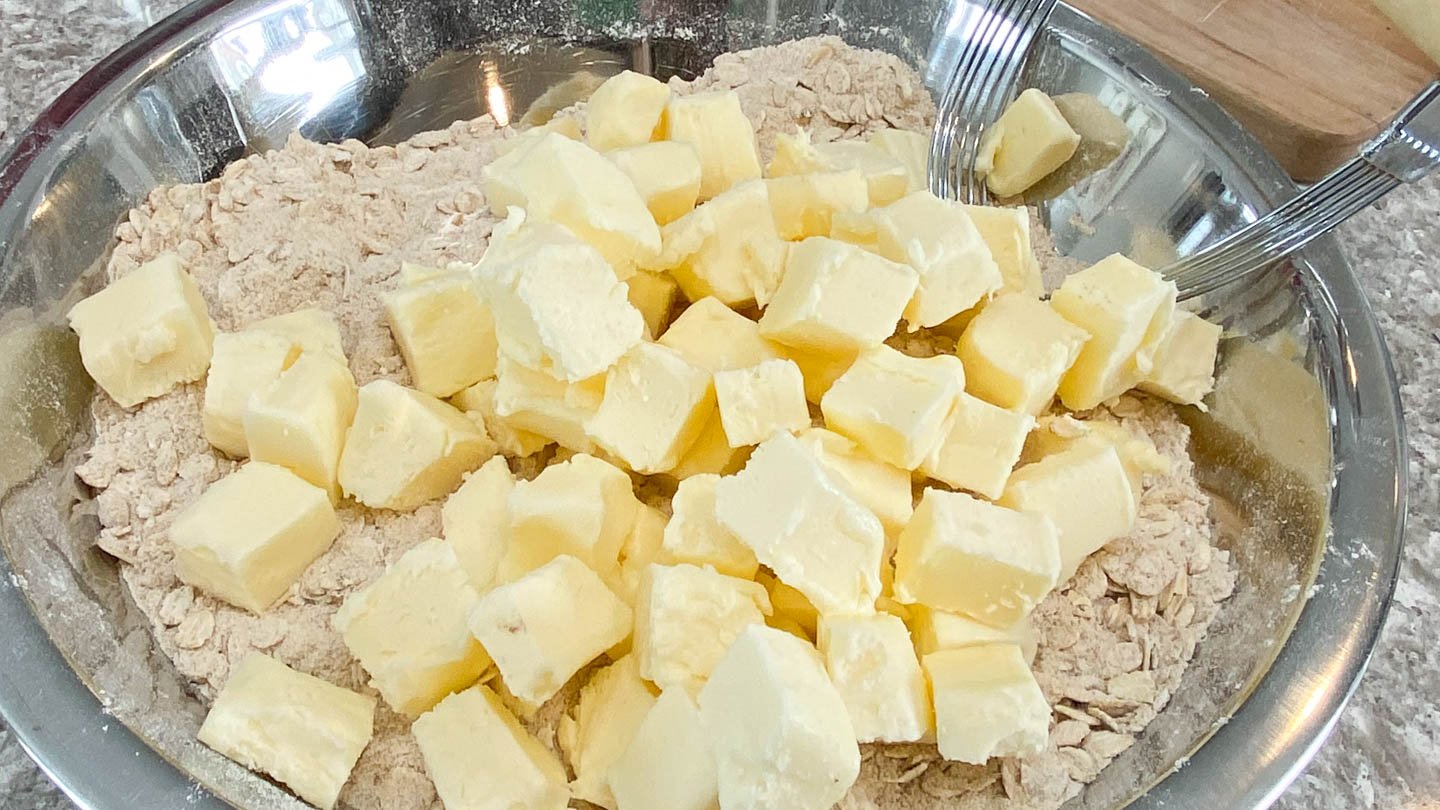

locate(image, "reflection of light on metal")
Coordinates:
482 60 510 128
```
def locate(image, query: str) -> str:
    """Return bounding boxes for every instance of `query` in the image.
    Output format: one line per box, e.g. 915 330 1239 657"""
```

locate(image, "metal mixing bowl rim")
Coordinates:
0 2 1407 808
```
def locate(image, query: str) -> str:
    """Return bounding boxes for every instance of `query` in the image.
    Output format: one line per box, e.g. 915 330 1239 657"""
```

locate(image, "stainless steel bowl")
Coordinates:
0 1 1406 808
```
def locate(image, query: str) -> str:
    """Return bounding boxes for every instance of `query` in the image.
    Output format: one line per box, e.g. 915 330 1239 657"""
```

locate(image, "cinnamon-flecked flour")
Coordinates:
74 36 1233 810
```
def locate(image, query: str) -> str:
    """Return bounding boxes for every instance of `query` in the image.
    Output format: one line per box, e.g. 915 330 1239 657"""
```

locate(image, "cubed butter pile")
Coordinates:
65 75 1225 810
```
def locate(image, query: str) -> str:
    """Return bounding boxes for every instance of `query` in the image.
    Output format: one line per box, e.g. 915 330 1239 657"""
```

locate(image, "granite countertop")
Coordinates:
2 2 1437 809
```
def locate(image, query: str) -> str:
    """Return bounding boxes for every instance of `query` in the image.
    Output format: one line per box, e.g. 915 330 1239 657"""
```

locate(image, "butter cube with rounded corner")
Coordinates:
871 192 1003 329
893 489 1060 628
203 330 300 458
333 538 492 717
337 380 495 510
198 655 375 810
924 644 1049 764
451 378 551 457
441 457 514 589
766 170 869 240
625 270 682 339
250 307 345 363
958 294 1091 415
608 141 702 226
608 688 718 810
769 132 908 207
908 605 1037 663
647 180 787 307
662 90 761 200
794 427 913 535
468 555 633 707
634 563 772 695
244 352 358 501
713 359 810 448
587 342 715 474
384 272 498 397
587 70 671 152
820 345 965 471
564 655 657 809
817 613 931 743
659 474 759 579
491 356 599 454
1025 417 1169 504
964 205 1044 298
1138 310 1222 406
659 297 781 373
67 253 215 408
866 128 929 192
920 392 1034 499
975 88 1081 198
667 407 752 480
1000 441 1136 581
829 209 880 252
412 685 570 810
171 462 340 613
1052 254 1177 410
499 453 639 580
758 237 917 355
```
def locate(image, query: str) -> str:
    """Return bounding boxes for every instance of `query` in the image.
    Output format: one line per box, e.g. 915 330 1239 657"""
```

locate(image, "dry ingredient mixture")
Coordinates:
73 36 1234 810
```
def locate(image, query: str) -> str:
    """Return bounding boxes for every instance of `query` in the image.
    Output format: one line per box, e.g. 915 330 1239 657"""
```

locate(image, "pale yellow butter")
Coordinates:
198 655 374 810
333 538 491 716
608 689 719 810
491 356 600 453
250 307 345 363
958 293 1091 415
714 433 884 616
67 253 215 408
170 462 339 613
383 272 498 397
820 345 965 471
975 88 1082 198
659 297 782 373
769 132 910 208
202 330 299 458
634 562 771 695
501 453 639 579
337 380 494 510
608 141 702 226
412 685 570 810
866 128 929 193
616 503 669 605
871 191 1003 329
818 613 931 743
1138 310 1222 406
468 555 633 707
794 427 914 535
828 209 880 252
919 392 1034 499
894 489 1060 628
647 180 787 307
659 474 759 579
587 70 670 152
758 236 917 355
908 605 1037 663
662 90 762 200
698 624 860 810
666 406 752 480
441 457 515 589
564 655 657 809
451 378 551 457
1025 417 1169 504
587 342 715 474
756 568 820 640
765 170 869 241
925 644 1049 764
964 205 1044 298
244 352 357 501
713 359 810 448
770 343 858 404
624 270 682 339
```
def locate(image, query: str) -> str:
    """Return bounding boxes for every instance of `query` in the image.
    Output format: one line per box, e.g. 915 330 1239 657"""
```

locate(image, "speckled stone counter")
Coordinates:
2 2 1437 808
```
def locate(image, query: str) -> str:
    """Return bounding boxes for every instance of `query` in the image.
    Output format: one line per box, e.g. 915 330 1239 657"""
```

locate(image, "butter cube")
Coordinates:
1138 310 1222 406
198 655 374 810
1025 417 1169 502
625 270 682 339
872 192 1003 329
714 359 810 448
771 343 858 404
442 457 514 589
474 213 644 381
714 433 884 616
170 462 340 613
698 624 860 810
958 294 1091 415
1052 254 1177 410
244 353 357 501
908 605 1037 663
412 686 570 810
820 345 965 470
975 88 1081 198
608 141 702 225
609 689 719 810
1000 442 1136 581
494 115 584 159
964 205 1044 298
203 330 300 457
587 70 670 152
919 392 1034 499
333 539 490 716
894 489 1060 627
758 237 917 354
482 132 660 274
659 297 781 373
829 210 880 252
468 555 633 706
648 180 787 307
795 428 913 535
866 128 929 193
67 253 215 408
659 474 759 579
251 307 345 363
492 356 599 453
766 171 869 240
924 644 1049 764
812 141 911 207
398 261 460 287
501 453 639 579
634 563 771 694
565 655 657 808
662 90 761 200
337 380 494 510
757 569 820 640
588 342 715 474
451 378 551 457
667 407 752 480
384 273 498 397
817 613 931 743
617 504 669 604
